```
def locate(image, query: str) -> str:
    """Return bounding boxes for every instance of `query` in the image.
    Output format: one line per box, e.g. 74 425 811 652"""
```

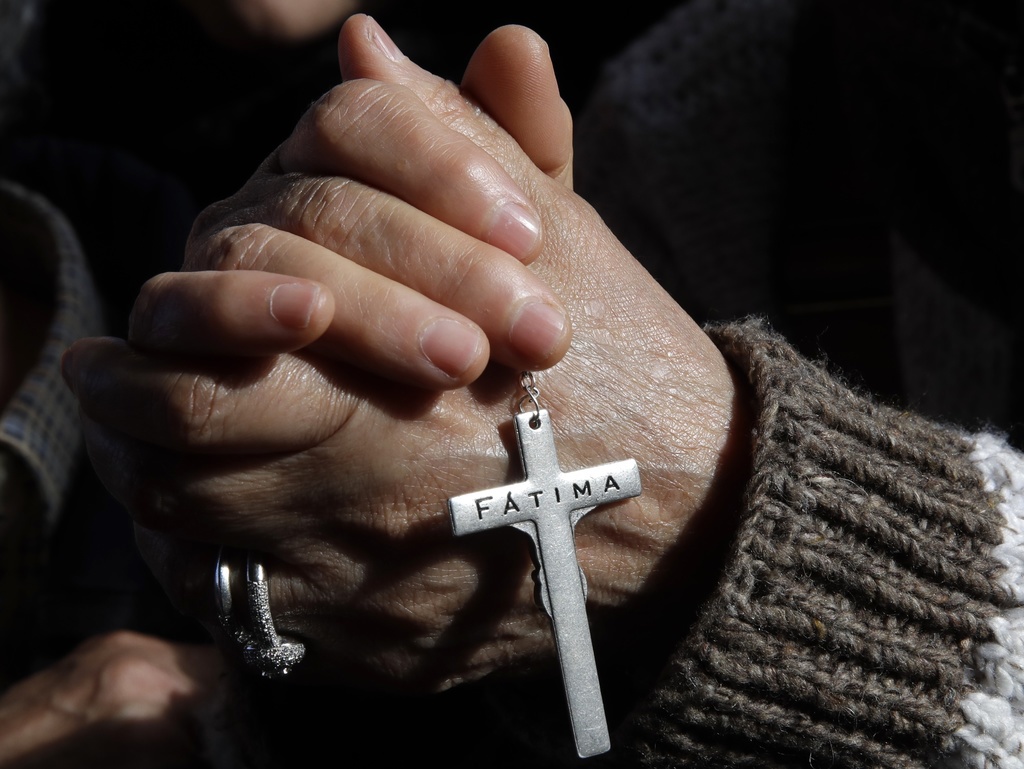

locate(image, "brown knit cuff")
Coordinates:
616 317 1012 768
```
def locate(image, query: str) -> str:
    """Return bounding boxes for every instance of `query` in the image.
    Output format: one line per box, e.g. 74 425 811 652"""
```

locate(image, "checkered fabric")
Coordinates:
0 179 104 683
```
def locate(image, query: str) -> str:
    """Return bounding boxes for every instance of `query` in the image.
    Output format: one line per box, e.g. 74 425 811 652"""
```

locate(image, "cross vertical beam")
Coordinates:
448 409 641 757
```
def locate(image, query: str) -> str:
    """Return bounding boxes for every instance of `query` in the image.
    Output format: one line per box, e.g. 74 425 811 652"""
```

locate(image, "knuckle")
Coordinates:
199 222 282 273
184 172 286 272
427 134 491 188
308 81 475 189
434 244 500 306
136 372 235 456
303 80 399 152
425 138 517 221
65 631 175 709
183 197 244 270
188 198 230 243
160 373 229 449
95 655 174 706
278 175 373 256
186 200 228 251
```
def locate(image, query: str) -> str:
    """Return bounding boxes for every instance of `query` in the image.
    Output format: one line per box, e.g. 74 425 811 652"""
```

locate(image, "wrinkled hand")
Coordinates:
170 14 573 390
0 632 224 769
64 17 751 693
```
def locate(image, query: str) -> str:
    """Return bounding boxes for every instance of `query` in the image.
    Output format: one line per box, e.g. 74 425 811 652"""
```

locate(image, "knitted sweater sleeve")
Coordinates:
607 318 1021 768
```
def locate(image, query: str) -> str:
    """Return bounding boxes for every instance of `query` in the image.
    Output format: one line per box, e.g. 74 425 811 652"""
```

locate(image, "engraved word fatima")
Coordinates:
448 405 642 758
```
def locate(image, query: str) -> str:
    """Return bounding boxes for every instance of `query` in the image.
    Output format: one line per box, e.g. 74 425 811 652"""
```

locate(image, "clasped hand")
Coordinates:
63 16 749 693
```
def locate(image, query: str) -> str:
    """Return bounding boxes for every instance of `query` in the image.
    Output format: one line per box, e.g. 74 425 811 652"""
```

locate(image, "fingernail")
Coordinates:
509 301 566 362
488 202 541 260
269 283 321 330
60 346 75 393
368 16 404 62
420 318 484 379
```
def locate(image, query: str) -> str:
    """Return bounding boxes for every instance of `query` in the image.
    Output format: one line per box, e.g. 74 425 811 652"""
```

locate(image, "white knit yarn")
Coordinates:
938 433 1024 768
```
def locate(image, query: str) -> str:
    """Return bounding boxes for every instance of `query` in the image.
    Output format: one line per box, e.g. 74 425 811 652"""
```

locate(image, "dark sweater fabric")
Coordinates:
614 318 1010 767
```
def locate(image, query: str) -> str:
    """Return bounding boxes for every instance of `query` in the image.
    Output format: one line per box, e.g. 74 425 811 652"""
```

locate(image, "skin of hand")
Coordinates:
63 17 752 694
160 17 574 391
0 632 224 769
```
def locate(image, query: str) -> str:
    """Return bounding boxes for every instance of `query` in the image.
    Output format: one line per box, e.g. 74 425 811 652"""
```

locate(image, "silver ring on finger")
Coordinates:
214 546 305 678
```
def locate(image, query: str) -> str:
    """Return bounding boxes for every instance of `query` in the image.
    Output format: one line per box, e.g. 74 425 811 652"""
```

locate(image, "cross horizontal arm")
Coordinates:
449 480 538 534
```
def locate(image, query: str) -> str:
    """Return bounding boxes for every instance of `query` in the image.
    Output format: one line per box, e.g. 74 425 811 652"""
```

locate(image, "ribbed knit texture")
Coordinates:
613 318 1013 768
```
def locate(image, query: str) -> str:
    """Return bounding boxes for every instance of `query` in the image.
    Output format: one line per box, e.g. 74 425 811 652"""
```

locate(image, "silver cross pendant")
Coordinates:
448 408 642 757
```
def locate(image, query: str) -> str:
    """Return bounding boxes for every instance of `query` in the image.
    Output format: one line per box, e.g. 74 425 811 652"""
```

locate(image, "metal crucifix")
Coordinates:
448 403 641 757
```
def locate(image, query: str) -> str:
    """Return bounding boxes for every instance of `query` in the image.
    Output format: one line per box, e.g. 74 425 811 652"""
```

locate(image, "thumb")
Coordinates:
461 26 574 187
